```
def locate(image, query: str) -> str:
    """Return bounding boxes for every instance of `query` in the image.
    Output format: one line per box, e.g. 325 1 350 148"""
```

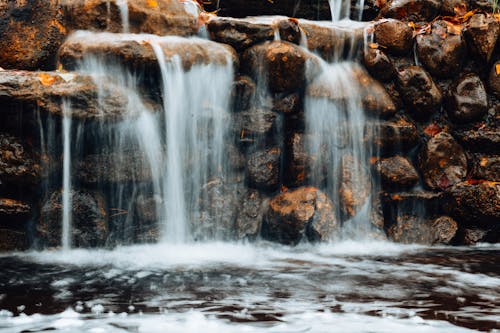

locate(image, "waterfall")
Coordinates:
61 102 72 251
116 0 130 33
329 0 365 21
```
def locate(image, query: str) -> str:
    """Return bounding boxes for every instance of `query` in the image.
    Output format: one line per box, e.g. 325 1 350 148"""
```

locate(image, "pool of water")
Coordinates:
0 241 498 332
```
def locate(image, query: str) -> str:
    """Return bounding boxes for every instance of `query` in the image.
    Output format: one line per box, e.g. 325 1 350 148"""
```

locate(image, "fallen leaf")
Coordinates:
38 73 57 86
479 157 488 167
147 0 158 7
496 63 500 75
368 42 379 49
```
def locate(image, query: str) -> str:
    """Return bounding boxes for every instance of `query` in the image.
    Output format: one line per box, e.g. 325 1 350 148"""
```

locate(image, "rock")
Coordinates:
38 190 108 247
441 0 468 16
375 156 419 190
381 0 442 21
464 14 499 63
235 189 266 240
272 93 302 115
134 195 161 224
382 191 444 225
0 134 40 186
76 152 155 185
241 41 309 94
0 229 27 252
62 0 198 36
419 132 467 190
232 76 256 112
207 17 274 52
488 60 500 98
0 0 66 70
363 47 395 82
262 187 337 245
278 18 301 45
59 31 237 72
339 155 370 219
445 73 488 123
284 133 313 187
458 227 497 245
368 116 419 154
454 128 500 154
351 0 381 21
387 215 458 245
396 66 442 119
445 181 500 227
246 147 281 192
471 155 500 182
374 19 414 56
355 69 397 118
416 20 466 79
0 198 31 227
233 108 278 145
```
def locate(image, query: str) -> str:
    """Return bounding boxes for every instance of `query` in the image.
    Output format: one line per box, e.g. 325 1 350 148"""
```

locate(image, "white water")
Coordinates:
329 0 366 21
61 103 72 251
115 0 129 33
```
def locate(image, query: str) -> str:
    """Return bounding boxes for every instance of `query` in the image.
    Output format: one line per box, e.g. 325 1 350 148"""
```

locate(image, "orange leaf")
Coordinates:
479 157 488 167
147 0 158 7
424 123 441 136
453 4 467 16
368 42 379 49
496 64 500 75
37 73 56 86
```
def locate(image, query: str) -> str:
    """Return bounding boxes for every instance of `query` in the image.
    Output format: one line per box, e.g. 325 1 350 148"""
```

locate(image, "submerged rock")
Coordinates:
445 74 488 123
419 132 467 191
0 134 40 186
262 187 337 245
387 215 458 245
0 0 67 70
38 190 108 248
374 19 414 56
375 156 419 190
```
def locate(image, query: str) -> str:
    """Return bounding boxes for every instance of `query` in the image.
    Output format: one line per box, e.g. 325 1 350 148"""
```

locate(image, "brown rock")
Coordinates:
446 73 488 123
396 66 442 119
62 0 198 36
381 0 442 21
232 76 256 112
272 93 302 115
278 18 301 45
0 198 31 227
471 155 500 182
246 147 281 192
0 0 66 70
38 190 108 248
0 134 40 186
454 128 500 154
0 229 27 252
375 156 419 190
339 155 370 219
458 228 497 245
368 116 419 154
233 108 278 145
416 20 466 79
235 189 266 240
374 19 414 56
284 133 314 187
355 69 397 118
241 41 309 93
419 132 467 190
363 47 395 82
387 215 458 245
464 14 499 63
382 190 444 221
441 0 468 16
207 17 274 52
489 60 500 98
262 187 337 245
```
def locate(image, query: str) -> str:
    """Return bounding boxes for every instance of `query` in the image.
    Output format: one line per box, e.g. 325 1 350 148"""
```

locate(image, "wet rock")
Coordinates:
381 0 442 21
59 32 237 72
233 108 278 145
351 0 381 21
463 14 499 63
387 215 458 245
278 18 301 45
262 187 337 245
0 70 137 120
489 60 500 98
419 132 467 190
272 93 302 115
0 198 31 227
134 195 161 224
396 66 442 119
458 227 497 245
0 229 27 252
0 134 40 186
284 133 313 187
416 20 466 79
355 69 397 118
62 0 198 36
339 155 370 219
441 0 468 16
445 181 500 227
471 155 500 182
446 73 488 123
454 128 500 154
374 19 414 56
38 190 108 247
235 189 266 240
368 116 419 154
363 47 395 82
76 152 154 185
246 147 281 192
232 76 256 112
382 191 444 218
0 0 66 70
375 156 419 190
207 17 274 52
241 41 310 94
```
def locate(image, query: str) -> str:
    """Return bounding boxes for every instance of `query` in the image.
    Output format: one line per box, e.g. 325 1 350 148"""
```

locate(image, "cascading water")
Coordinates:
61 102 72 251
115 0 130 32
329 0 365 21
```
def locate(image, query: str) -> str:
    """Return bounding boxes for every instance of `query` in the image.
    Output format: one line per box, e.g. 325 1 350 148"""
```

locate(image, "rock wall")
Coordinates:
0 0 498 250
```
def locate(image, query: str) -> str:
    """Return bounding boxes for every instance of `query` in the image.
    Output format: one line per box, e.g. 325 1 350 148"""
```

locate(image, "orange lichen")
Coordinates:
38 73 57 86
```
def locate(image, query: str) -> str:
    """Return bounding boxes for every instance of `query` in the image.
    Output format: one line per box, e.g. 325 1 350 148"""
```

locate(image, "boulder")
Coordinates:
355 69 397 118
235 189 266 240
241 41 310 94
416 20 466 79
380 0 442 21
262 187 337 245
339 155 370 219
272 93 302 115
382 191 444 217
232 75 256 112
363 47 395 82
374 19 414 56
233 108 278 146
246 147 281 192
62 0 198 36
0 133 40 186
488 60 500 98
445 73 488 123
0 198 31 227
0 229 27 252
441 0 468 16
387 215 458 245
463 14 499 63
59 31 237 72
206 17 274 52
396 66 442 119
368 116 419 154
38 190 108 247
284 133 314 187
375 156 419 190
454 128 500 154
471 155 500 182
278 18 302 45
457 227 498 245
0 0 66 70
445 181 500 227
419 132 467 190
